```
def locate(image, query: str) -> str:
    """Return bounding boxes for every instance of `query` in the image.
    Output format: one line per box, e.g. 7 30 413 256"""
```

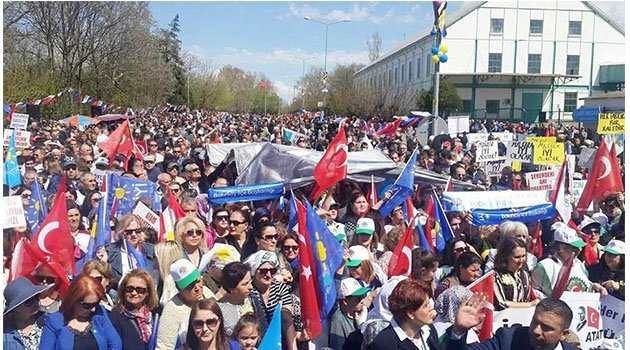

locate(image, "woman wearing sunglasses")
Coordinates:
105 215 156 286
184 299 240 350
3 277 51 350
109 269 159 350
80 260 115 311
39 276 121 349
209 207 231 241
176 217 209 269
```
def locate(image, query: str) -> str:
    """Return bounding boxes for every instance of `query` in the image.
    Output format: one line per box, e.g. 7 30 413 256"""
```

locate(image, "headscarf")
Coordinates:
434 285 473 323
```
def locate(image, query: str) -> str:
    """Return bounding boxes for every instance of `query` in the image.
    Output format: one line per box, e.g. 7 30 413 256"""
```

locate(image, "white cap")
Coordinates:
591 212 609 227
170 259 201 290
355 218 375 235
339 278 371 298
603 240 625 255
346 245 371 267
552 222 586 249
578 216 600 232
198 243 241 272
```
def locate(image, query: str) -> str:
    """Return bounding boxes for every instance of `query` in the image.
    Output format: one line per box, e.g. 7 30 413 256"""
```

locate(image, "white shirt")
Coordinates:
390 318 431 350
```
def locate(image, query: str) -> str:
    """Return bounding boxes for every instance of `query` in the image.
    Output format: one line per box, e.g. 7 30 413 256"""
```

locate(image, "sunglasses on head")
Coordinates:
124 286 148 295
80 301 99 310
185 229 204 237
192 318 219 329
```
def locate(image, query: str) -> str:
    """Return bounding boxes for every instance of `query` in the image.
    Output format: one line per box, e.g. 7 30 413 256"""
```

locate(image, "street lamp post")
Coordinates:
304 16 351 110
291 54 316 110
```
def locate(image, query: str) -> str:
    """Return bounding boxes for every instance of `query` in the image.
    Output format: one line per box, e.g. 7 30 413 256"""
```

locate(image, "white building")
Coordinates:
354 1 625 122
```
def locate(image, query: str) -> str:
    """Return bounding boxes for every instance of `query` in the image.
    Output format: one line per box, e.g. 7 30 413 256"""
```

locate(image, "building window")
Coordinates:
401 64 405 83
529 20 543 34
463 100 472 113
488 53 502 73
417 58 422 78
566 55 579 75
486 100 500 114
395 67 399 84
564 92 578 112
569 21 581 35
528 54 541 74
388 69 392 85
490 19 504 34
408 61 413 81
426 54 433 76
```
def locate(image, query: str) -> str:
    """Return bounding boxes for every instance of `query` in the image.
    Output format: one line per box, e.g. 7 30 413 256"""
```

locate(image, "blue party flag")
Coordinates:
4 130 21 189
434 194 455 254
26 178 48 234
258 304 282 350
379 148 418 217
107 173 161 217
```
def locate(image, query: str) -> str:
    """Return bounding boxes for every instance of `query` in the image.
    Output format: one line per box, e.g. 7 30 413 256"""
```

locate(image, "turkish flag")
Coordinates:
134 140 147 156
13 176 76 296
376 119 402 137
259 81 266 92
366 175 378 208
310 128 348 199
587 306 600 328
99 120 134 169
388 220 414 277
577 140 624 214
295 198 323 338
467 272 495 341
530 221 543 259
159 189 187 242
423 195 436 254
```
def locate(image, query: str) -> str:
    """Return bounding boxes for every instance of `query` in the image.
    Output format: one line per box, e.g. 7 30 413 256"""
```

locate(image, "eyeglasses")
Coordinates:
260 235 278 242
453 246 470 253
185 229 204 237
188 168 200 172
283 245 299 252
170 188 180 193
80 301 99 310
214 215 229 221
192 318 219 329
258 268 278 276
124 286 148 295
124 228 143 236
65 166 77 171
21 193 32 198
34 276 57 285
89 275 104 283
229 220 245 226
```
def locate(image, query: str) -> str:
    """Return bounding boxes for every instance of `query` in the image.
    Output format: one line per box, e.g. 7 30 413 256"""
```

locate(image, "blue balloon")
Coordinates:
440 54 448 63
431 46 439 55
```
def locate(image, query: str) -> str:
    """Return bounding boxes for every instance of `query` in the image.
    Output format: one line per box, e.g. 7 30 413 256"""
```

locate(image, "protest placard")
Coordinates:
597 112 624 135
560 292 603 350
2 196 27 229
10 113 29 130
492 131 514 145
506 141 533 163
3 129 31 148
577 147 597 170
484 159 508 177
572 179 594 211
533 142 564 164
525 170 556 190
132 202 161 232
493 307 536 332
466 133 489 147
448 115 469 136
442 190 549 211
600 295 624 340
526 136 556 143
476 141 501 162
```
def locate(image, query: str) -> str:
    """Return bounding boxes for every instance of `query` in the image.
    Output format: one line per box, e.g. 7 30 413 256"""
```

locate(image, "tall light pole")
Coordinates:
291 54 316 110
304 16 350 110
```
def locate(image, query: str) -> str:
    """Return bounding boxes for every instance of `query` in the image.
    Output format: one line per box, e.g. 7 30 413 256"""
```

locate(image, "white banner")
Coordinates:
466 133 489 147
493 307 536 332
448 115 469 136
560 292 603 349
2 196 27 229
525 170 556 191
600 295 624 340
493 132 515 145
442 190 550 211
3 129 31 148
10 113 29 130
506 141 533 163
476 141 501 162
132 202 160 232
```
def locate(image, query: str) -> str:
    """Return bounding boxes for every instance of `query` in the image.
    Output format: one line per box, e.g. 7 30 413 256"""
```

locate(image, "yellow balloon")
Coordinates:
431 55 440 64
439 44 449 54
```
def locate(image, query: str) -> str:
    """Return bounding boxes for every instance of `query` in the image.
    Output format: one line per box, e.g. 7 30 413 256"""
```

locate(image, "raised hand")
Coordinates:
453 292 486 335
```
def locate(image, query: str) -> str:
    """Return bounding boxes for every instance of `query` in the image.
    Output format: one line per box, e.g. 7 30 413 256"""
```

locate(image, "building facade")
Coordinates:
354 1 625 122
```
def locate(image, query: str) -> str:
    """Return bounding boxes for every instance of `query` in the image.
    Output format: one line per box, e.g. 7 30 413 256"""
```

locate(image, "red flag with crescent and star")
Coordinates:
577 140 624 215
310 128 348 199
11 176 76 296
388 219 415 277
99 119 135 169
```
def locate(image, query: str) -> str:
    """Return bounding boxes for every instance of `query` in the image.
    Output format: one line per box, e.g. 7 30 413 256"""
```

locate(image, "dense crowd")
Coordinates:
2 110 625 350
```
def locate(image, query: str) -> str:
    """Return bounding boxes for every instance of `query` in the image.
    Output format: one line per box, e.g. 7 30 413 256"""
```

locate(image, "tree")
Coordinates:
158 14 186 104
367 32 382 62
327 63 364 115
415 79 463 116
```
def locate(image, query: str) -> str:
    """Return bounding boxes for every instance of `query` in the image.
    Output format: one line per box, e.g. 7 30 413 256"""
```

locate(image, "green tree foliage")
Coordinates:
158 14 186 104
415 79 463 116
327 63 364 116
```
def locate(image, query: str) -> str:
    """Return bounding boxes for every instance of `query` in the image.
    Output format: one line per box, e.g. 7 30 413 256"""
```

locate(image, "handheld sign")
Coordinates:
10 113 29 130
506 141 533 163
597 112 624 135
476 141 501 162
533 142 564 165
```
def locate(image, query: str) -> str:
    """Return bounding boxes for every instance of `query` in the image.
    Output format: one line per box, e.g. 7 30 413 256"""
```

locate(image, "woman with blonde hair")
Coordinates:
110 269 159 350
154 241 183 305
176 216 209 269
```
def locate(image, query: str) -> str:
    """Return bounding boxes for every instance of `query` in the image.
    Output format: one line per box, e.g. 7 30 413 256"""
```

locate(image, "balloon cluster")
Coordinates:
431 44 449 63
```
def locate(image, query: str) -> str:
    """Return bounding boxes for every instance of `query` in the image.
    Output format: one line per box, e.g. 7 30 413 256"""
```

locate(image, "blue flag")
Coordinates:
379 149 417 217
258 304 282 350
416 220 433 253
470 203 557 226
434 194 455 254
287 193 298 234
107 173 161 217
26 179 48 234
305 200 344 320
126 240 148 269
207 182 284 205
4 130 21 189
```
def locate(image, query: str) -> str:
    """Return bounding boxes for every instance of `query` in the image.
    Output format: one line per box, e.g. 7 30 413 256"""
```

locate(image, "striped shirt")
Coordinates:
251 279 293 323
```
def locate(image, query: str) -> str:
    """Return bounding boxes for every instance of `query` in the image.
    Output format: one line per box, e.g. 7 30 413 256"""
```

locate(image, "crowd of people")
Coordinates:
2 110 625 350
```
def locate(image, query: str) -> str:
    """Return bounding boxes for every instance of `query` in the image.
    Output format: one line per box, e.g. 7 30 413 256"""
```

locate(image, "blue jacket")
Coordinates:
39 305 122 350
105 240 155 286
444 326 579 350
3 330 27 350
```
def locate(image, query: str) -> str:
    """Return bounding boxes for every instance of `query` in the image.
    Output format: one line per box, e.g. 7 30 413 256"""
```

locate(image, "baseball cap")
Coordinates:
552 222 586 249
62 160 77 169
591 212 609 227
346 245 371 267
198 243 241 272
167 162 179 169
339 277 371 299
355 218 375 235
144 155 156 162
94 157 109 166
328 224 346 242
170 259 201 290
578 216 601 233
603 240 625 255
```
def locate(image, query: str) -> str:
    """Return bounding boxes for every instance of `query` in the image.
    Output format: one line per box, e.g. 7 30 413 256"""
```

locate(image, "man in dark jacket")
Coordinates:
447 297 579 350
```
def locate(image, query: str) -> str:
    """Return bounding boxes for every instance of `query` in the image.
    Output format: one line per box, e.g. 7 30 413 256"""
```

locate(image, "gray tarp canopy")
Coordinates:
206 142 475 190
